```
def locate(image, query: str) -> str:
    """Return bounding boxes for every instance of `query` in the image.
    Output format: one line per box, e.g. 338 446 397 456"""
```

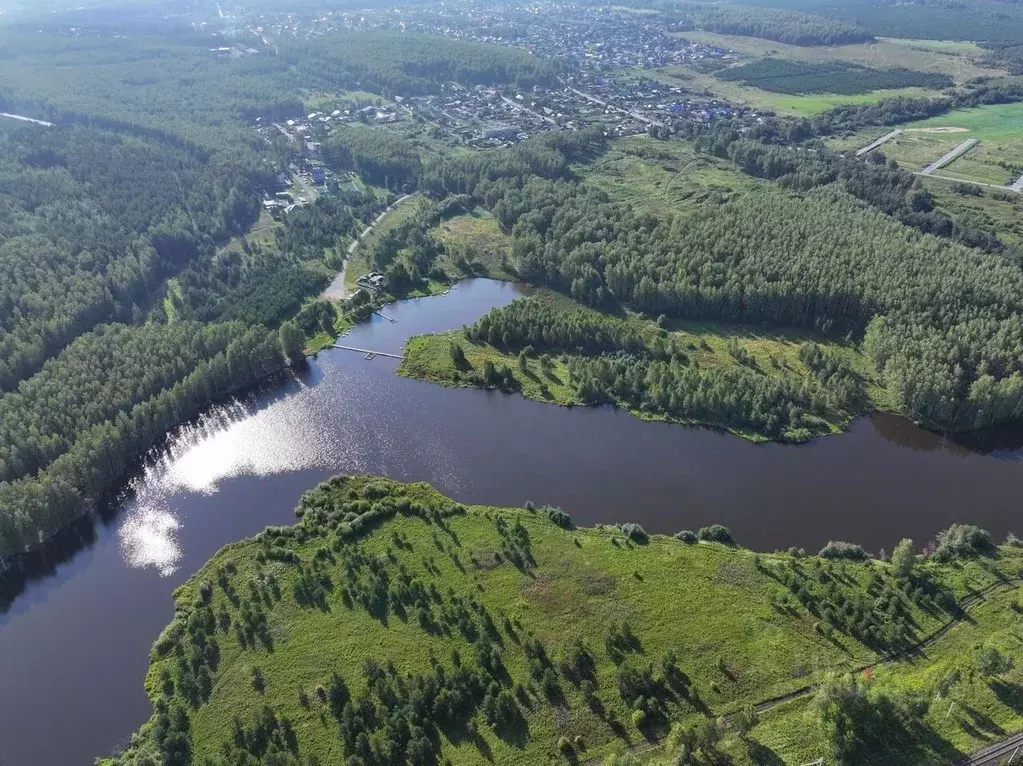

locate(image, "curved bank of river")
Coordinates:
3 278 1023 765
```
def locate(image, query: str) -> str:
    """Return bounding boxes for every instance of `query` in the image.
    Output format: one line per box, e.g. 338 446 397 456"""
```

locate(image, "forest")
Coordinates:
280 31 564 97
407 294 866 441
0 22 556 560
677 4 874 46
402 129 1023 433
106 475 1023 766
716 59 953 95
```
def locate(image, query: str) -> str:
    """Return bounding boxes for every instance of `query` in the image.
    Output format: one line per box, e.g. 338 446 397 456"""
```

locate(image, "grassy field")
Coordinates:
399 290 890 443
749 584 1023 765
573 136 761 215
676 31 1003 84
433 209 517 280
922 179 1023 246
656 32 997 117
108 476 1023 766
834 103 1023 184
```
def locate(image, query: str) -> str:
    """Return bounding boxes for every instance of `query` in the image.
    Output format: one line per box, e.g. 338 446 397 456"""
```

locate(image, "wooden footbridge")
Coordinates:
332 344 405 360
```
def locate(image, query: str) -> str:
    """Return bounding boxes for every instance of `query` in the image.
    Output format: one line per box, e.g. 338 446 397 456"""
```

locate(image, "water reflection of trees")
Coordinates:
869 413 1023 458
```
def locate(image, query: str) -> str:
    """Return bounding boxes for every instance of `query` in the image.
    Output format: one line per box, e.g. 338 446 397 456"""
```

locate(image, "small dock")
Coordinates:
333 344 405 360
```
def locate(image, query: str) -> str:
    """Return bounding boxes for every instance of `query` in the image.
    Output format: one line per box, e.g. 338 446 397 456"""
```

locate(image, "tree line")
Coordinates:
419 130 1023 433
281 30 564 99
671 3 874 46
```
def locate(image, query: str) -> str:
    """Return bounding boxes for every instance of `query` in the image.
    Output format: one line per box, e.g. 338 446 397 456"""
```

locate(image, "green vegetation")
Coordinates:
106 476 1023 766
281 30 563 97
680 4 874 46
400 291 877 442
676 31 1002 84
836 103 1023 185
0 19 574 561
716 58 952 95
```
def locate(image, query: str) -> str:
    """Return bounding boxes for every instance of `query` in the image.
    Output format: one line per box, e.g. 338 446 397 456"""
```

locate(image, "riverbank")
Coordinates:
399 290 889 444
105 475 1023 766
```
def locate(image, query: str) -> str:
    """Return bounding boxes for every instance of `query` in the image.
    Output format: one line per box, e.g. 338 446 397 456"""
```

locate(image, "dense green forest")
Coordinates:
106 476 1023 766
716 59 953 95
677 3 874 46
0 23 584 562
323 126 424 190
404 128 1023 433
280 31 563 97
0 31 302 156
0 323 284 556
0 125 260 390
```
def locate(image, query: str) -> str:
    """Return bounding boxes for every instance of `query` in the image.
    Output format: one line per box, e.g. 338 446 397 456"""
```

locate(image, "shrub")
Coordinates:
675 530 697 544
1006 532 1023 548
698 524 734 545
558 736 574 756
819 541 869 561
631 709 647 729
933 524 995 562
545 506 573 529
620 523 648 543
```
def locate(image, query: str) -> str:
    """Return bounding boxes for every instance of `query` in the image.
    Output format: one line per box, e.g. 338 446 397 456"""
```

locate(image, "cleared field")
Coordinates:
656 66 935 116
433 209 516 280
661 32 1001 117
837 104 1023 185
867 131 965 171
923 179 1023 246
574 135 761 214
676 31 1003 83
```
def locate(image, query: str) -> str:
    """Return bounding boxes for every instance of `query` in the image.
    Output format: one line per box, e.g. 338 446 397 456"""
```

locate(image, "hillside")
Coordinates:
108 476 1023 766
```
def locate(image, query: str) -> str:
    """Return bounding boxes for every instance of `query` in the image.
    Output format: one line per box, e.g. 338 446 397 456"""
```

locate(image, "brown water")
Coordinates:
2 278 1023 765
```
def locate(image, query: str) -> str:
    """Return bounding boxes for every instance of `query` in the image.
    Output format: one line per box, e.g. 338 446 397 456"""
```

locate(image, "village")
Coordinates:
238 1 763 215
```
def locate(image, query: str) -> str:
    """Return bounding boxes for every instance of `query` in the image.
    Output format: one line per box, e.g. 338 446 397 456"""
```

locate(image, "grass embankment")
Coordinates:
400 291 889 443
107 476 1023 766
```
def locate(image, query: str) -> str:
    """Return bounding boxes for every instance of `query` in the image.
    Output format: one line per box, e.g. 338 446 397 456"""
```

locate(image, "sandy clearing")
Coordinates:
906 126 970 134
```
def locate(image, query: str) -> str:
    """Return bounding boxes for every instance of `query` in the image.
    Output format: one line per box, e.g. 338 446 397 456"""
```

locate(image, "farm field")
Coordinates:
675 31 1003 83
656 65 935 116
660 31 1001 116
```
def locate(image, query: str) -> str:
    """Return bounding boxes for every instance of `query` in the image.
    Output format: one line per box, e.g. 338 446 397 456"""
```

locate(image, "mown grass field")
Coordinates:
110 476 1023 766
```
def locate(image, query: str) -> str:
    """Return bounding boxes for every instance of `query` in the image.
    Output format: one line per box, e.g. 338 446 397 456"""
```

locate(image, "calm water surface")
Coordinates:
2 278 1023 765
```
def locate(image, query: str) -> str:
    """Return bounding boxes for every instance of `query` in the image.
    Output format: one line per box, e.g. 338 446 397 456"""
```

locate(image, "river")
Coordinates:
2 278 1023 765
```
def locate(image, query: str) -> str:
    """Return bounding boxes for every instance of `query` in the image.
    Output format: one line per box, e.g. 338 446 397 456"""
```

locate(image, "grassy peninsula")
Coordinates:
399 291 888 443
108 476 1023 766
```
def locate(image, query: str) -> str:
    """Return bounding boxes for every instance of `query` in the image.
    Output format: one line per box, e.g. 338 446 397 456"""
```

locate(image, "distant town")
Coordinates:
233 2 764 213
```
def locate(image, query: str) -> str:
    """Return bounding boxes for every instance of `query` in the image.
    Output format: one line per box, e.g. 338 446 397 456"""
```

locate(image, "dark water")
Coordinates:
2 278 1023 766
